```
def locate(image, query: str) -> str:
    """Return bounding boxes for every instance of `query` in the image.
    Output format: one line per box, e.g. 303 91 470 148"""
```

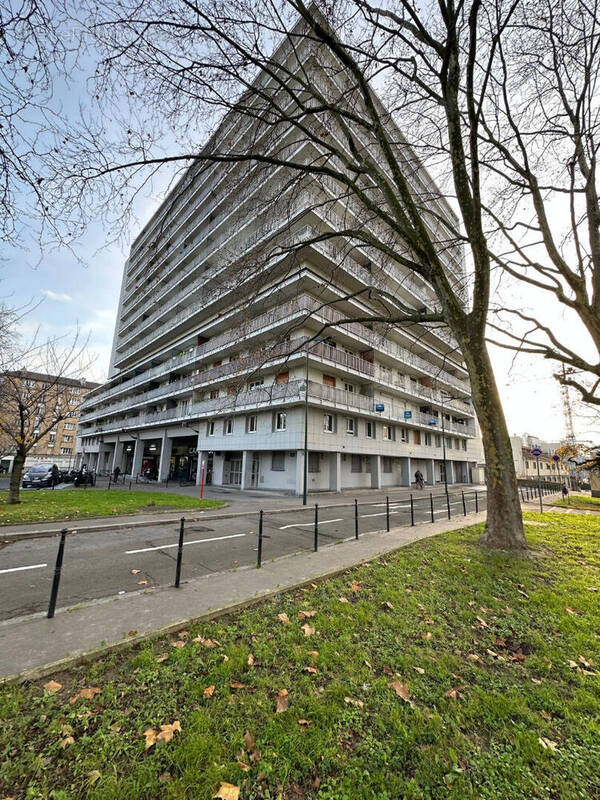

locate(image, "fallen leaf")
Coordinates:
276 688 289 713
277 613 290 625
171 640 186 648
351 580 362 592
203 685 215 698
412 666 425 674
538 737 558 752
213 781 240 800
568 659 579 669
579 655 594 668
383 665 393 676
540 710 552 721
137 580 148 585
144 721 181 749
388 680 414 706
60 736 75 748
297 718 310 725
247 654 255 666
303 666 318 674
68 687 100 704
339 596 349 603
422 632 432 640
298 610 316 619
229 682 247 690
88 770 101 785
193 636 219 647
301 624 315 637
565 606 580 615
156 653 169 663
467 654 483 664
131 569 141 575
344 696 364 708
43 680 62 694
444 685 466 700
476 616 489 629
128 630 138 637
244 730 255 750
237 760 251 771
382 601 394 610
309 582 317 589
424 617 434 625
307 650 319 658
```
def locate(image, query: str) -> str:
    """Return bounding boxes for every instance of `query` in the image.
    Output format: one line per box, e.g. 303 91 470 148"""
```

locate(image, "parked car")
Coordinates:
22 464 55 489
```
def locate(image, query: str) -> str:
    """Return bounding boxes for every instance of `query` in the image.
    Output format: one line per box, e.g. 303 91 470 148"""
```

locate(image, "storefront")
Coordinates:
169 436 198 482
141 439 162 480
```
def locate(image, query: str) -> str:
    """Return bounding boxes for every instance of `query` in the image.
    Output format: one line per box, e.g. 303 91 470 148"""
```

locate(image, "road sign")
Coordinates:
552 453 560 462
531 446 542 458
375 403 385 412
428 418 437 425
403 410 412 419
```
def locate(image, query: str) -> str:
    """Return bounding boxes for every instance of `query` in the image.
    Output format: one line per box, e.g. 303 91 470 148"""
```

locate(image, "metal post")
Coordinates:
462 490 466 516
410 493 414 526
354 498 359 539
257 510 263 568
536 456 543 513
314 504 318 552
47 529 68 619
430 492 434 523
441 397 450 511
129 480 132 490
446 490 451 519
303 350 309 506
475 490 479 513
386 496 390 532
200 459 206 498
174 517 185 587
108 476 111 490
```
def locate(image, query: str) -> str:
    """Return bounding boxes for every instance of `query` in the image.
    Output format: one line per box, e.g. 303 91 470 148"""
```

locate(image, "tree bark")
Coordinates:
8 451 24 504
461 337 526 549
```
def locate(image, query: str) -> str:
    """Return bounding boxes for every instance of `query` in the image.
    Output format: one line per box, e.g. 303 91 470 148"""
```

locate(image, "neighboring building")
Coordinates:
2 371 99 471
510 434 564 483
78 30 480 493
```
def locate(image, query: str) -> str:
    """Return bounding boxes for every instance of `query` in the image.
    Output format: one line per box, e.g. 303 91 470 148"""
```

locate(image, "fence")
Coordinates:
38 482 566 619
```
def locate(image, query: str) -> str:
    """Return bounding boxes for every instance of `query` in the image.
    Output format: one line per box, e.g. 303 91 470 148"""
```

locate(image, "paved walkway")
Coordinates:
0 510 487 682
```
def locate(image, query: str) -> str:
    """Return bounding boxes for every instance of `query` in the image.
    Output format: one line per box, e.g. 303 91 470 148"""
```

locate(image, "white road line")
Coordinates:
125 533 246 555
280 518 344 530
361 511 388 518
0 563 47 575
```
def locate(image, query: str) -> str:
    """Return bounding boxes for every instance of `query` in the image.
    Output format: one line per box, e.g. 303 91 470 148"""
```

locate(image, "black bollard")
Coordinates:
257 510 263 568
314 504 319 552
47 529 68 619
410 493 414 526
386 496 390 532
174 517 185 587
462 490 467 516
354 498 359 540
430 492 434 523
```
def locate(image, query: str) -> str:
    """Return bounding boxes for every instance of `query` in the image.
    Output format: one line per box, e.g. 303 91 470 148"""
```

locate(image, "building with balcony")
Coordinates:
78 26 481 493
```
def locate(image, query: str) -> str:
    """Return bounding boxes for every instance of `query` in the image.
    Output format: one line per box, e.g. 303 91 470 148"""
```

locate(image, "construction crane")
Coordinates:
558 364 576 444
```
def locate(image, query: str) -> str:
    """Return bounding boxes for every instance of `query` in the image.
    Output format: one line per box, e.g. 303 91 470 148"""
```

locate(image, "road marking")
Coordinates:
0 563 47 575
280 518 343 530
125 533 246 554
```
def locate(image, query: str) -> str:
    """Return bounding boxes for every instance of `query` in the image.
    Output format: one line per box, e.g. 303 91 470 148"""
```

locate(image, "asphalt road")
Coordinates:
0 490 486 621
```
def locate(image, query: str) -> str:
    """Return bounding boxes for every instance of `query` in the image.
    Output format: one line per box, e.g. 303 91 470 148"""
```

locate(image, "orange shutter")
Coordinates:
322 374 336 387
275 372 289 384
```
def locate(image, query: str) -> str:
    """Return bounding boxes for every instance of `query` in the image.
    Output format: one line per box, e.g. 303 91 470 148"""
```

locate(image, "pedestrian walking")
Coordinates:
113 465 121 483
51 463 60 489
415 469 424 489
562 483 569 501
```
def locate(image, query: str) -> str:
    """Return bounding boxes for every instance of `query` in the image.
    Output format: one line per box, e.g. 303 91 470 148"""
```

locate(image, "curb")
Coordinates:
1 513 486 684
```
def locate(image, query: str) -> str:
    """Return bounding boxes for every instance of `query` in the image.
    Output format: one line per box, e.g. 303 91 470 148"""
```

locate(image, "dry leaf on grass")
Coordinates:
88 770 101 785
144 721 181 749
297 719 310 726
229 682 247 690
156 654 169 663
444 685 466 700
412 666 425 674
130 569 141 575
476 616 489 629
422 632 432 640
538 737 558 752
203 685 215 698
237 761 251 772
193 636 219 647
351 580 363 592
301 624 315 637
69 687 100 704
43 680 62 694
565 606 580 615
171 640 186 649
339 596 349 603
298 610 316 619
213 782 240 800
137 580 148 586
307 650 319 658
388 680 415 707
277 613 290 625
60 736 75 748
344 697 364 708
276 688 289 713
303 666 318 674
382 601 394 610
467 654 483 664
247 654 255 666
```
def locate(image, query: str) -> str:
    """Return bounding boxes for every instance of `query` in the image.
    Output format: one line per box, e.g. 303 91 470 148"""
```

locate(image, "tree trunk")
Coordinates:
462 339 526 550
8 451 25 504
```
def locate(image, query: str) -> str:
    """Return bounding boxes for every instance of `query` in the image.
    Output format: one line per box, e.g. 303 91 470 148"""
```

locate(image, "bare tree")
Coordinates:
0 332 92 503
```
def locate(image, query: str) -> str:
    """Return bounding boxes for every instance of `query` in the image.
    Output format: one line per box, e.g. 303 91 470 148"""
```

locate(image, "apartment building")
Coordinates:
78 27 481 493
2 370 99 471
510 434 569 484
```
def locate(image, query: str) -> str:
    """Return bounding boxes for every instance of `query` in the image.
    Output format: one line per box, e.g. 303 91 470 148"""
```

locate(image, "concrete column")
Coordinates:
241 450 251 491
400 456 411 487
370 455 381 489
329 452 341 492
158 433 173 481
426 458 435 486
110 436 121 473
295 450 304 497
447 460 455 484
132 437 144 477
195 450 205 486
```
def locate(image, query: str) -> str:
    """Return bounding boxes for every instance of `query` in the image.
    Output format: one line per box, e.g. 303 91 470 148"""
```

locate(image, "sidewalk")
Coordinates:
0 510 487 682
0 483 486 541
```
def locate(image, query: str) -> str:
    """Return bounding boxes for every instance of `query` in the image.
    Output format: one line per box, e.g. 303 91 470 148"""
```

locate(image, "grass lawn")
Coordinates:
0 490 223 525
553 493 600 512
1 512 600 799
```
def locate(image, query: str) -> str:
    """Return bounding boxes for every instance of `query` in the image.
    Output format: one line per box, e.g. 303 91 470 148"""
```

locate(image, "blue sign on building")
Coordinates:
375 403 385 412
428 418 437 425
403 410 412 419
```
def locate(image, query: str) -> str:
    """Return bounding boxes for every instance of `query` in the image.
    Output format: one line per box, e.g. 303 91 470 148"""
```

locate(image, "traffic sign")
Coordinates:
375 403 385 412
428 418 437 425
552 453 560 462
531 446 542 458
403 410 412 419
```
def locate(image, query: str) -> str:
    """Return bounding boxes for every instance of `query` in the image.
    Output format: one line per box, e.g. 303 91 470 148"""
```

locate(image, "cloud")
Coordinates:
42 289 72 302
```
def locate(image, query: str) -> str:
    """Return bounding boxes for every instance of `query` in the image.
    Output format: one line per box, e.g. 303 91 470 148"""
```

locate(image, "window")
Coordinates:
71 387 81 395
400 427 408 443
351 454 362 473
63 435 73 443
275 411 287 431
308 452 320 473
383 456 392 473
49 432 56 443
344 382 355 393
383 425 395 441
64 423 75 430
380 365 392 383
365 421 374 438
413 431 421 445
462 439 467 451
424 432 431 446
455 438 460 449
435 434 441 448
323 374 336 388
323 413 335 433
247 414 257 433
60 447 72 455
248 379 264 391
210 389 219 399
207 420 215 436
447 437 453 449
345 417 355 436
271 452 285 471
68 411 77 417
224 418 234 435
